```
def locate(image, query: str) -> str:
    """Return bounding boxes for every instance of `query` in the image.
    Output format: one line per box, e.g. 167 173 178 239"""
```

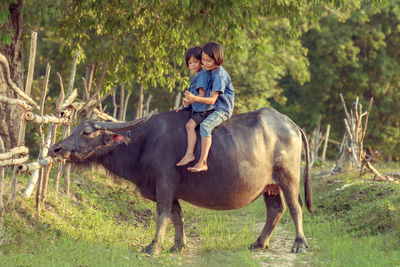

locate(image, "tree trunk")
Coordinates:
137 84 144 118
0 0 24 149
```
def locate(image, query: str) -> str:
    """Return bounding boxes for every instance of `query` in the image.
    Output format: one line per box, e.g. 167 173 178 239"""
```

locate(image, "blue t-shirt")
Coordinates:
188 69 213 112
210 66 235 118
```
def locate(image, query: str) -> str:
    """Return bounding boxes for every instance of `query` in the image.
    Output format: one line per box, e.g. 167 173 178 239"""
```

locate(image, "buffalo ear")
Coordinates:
104 134 130 145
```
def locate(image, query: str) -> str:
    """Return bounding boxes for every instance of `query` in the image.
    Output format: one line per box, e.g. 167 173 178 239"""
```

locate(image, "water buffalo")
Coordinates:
49 107 312 254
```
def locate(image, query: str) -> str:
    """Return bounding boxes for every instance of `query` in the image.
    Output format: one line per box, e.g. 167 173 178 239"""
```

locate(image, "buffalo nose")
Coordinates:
49 144 62 156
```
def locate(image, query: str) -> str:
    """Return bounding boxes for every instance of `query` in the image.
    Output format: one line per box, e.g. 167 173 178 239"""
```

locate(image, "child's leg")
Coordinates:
176 119 197 166
188 136 212 172
188 112 227 172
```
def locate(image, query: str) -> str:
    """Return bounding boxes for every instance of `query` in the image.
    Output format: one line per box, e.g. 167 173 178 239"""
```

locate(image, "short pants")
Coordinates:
190 110 214 126
199 110 229 137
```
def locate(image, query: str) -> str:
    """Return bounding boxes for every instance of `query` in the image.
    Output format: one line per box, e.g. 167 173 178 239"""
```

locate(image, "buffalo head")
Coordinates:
49 111 153 162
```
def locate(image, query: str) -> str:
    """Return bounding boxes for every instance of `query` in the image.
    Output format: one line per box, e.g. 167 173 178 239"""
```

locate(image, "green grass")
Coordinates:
304 164 400 266
1 163 400 266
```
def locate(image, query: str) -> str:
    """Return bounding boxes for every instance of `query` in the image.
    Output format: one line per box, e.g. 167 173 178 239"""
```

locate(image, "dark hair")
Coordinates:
202 42 224 66
185 46 202 67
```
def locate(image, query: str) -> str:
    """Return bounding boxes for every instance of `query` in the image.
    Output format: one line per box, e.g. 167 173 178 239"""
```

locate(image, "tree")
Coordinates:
0 0 23 149
276 0 400 160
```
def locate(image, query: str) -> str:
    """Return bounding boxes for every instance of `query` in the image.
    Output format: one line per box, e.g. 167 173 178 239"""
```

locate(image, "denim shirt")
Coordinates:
210 66 235 118
188 69 213 112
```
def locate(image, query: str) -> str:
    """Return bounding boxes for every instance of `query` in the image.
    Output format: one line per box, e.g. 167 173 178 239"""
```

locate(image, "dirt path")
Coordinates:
252 223 310 267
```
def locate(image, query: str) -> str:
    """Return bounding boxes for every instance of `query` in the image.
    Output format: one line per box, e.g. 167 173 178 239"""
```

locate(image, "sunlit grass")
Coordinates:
1 163 399 266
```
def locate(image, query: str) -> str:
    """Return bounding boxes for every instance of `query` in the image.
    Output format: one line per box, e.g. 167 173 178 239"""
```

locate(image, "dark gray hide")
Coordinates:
50 107 312 254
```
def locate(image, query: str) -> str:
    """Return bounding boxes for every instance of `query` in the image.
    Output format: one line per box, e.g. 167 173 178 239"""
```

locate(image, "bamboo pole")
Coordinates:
53 74 66 194
62 57 79 195
18 157 54 172
41 74 66 204
0 155 29 167
9 32 38 205
321 124 331 161
36 63 51 213
24 112 70 125
0 146 29 160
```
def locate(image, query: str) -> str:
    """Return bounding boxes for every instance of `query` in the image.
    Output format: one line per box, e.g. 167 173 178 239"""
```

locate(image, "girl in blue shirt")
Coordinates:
183 42 235 172
176 46 213 166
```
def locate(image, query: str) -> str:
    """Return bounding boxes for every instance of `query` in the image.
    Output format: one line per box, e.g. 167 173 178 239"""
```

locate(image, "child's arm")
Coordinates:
184 90 219 105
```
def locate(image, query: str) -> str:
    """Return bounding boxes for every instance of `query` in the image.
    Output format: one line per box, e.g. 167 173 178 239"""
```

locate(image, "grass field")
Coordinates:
0 162 399 266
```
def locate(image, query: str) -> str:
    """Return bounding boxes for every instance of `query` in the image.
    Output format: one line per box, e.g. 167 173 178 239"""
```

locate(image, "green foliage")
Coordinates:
21 0 335 110
226 17 310 113
0 0 17 46
275 0 400 160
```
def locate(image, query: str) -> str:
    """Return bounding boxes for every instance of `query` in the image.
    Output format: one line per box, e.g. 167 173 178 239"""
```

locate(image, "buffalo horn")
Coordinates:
94 110 154 131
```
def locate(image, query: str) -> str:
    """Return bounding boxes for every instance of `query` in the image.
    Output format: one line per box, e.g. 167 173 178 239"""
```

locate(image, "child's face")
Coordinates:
188 56 202 73
201 52 218 71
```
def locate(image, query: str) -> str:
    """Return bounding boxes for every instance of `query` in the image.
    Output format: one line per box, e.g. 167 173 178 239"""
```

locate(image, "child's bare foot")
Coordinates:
176 154 196 166
187 162 208 172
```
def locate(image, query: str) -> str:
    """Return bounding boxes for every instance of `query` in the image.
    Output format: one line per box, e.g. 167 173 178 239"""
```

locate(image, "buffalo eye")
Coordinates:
82 126 93 135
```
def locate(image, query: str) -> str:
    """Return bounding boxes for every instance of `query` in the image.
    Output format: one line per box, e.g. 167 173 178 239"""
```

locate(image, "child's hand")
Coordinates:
175 106 183 112
182 98 191 107
184 91 195 102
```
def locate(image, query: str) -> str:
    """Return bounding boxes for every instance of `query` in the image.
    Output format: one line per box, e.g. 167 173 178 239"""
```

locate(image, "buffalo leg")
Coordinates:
280 177 308 253
250 190 286 250
143 181 174 254
169 199 186 252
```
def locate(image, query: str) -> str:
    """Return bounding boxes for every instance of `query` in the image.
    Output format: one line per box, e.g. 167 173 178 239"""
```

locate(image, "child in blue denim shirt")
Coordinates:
183 42 235 172
176 46 213 166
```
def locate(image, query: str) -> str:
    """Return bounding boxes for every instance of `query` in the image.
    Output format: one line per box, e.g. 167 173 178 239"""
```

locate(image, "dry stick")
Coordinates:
0 156 29 167
0 54 39 109
119 84 125 121
41 73 65 204
322 124 331 161
0 146 29 160
0 95 32 110
363 157 396 182
332 134 347 172
54 74 66 194
81 86 116 120
93 108 119 122
60 89 78 111
18 157 53 172
360 98 373 153
36 63 51 214
0 136 5 229
343 118 360 170
63 56 79 195
24 112 70 125
339 93 351 124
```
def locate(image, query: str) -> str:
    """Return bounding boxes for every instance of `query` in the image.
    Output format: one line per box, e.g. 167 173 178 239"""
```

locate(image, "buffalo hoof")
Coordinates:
249 240 267 251
291 247 307 253
142 243 161 255
169 243 185 253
